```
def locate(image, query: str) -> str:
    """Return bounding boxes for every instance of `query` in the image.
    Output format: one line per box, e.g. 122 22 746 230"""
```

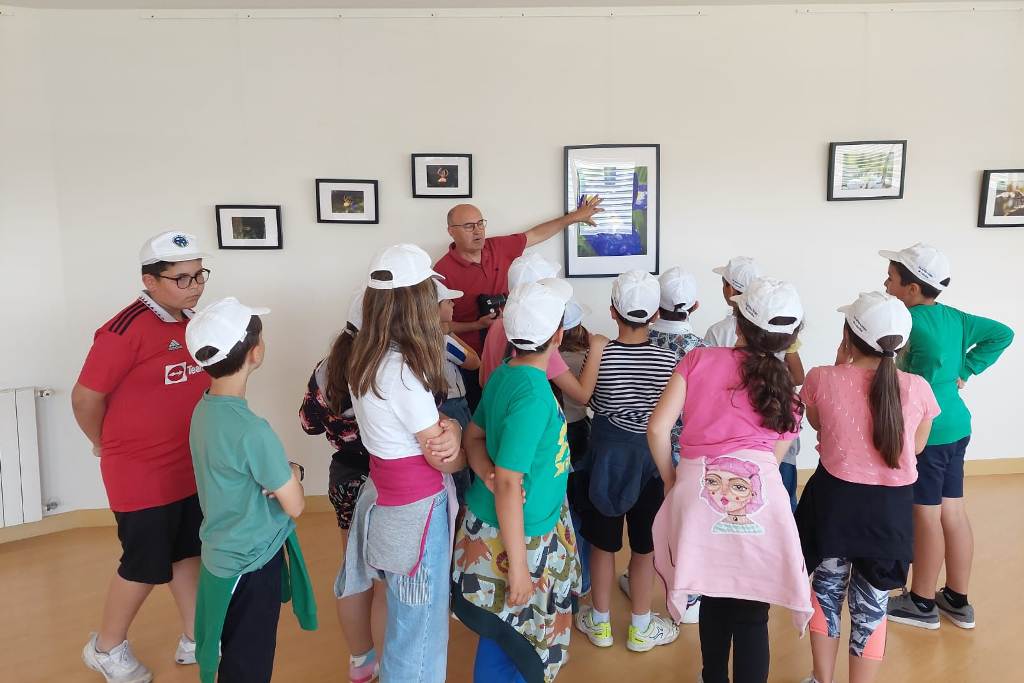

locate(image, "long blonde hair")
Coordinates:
348 278 447 399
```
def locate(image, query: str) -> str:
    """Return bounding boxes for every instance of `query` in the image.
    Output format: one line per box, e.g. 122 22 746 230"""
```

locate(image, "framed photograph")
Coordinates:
411 154 472 198
978 169 1024 228
316 179 379 224
827 140 907 201
564 144 660 278
215 205 282 250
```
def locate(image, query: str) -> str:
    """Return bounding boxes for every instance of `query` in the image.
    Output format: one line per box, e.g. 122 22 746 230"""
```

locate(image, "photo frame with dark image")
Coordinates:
827 140 907 201
316 179 379 224
411 154 472 198
978 169 1024 228
216 205 282 249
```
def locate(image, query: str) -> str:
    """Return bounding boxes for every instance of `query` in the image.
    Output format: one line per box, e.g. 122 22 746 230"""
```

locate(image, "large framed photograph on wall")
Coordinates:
563 144 660 278
978 169 1024 228
827 140 907 201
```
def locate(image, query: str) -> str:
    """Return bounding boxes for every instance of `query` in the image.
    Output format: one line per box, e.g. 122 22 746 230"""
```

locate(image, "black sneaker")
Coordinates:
887 590 940 630
935 590 976 629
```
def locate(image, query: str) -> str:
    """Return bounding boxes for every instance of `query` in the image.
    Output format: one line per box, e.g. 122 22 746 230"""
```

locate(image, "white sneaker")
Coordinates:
617 572 631 599
82 633 153 683
574 605 613 648
627 613 680 652
175 634 196 665
681 595 701 624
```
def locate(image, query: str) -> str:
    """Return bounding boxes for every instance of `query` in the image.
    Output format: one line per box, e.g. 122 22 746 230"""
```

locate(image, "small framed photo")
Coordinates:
316 179 379 224
978 169 1024 228
564 144 660 277
215 205 282 250
827 140 907 201
411 154 472 198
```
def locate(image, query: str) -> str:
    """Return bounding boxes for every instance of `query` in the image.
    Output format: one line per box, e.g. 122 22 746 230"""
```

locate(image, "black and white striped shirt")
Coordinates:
589 340 678 433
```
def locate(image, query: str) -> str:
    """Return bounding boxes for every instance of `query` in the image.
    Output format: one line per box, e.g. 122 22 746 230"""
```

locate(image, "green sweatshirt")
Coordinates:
899 302 1014 445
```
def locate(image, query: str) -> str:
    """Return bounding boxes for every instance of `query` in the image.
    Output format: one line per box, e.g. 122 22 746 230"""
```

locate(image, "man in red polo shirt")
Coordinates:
73 231 212 683
434 199 602 409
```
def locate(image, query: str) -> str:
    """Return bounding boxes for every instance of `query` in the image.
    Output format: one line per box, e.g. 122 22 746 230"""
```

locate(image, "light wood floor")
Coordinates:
3 474 1021 682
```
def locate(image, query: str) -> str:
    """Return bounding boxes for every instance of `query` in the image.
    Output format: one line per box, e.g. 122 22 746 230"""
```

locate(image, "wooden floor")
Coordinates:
3 474 1022 682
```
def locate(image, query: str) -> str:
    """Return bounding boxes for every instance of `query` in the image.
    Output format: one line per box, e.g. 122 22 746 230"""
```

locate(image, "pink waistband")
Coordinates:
369 455 443 506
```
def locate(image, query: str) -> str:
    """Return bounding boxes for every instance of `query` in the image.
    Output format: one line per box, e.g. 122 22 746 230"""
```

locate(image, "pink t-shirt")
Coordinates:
479 318 569 386
800 365 940 486
677 348 800 459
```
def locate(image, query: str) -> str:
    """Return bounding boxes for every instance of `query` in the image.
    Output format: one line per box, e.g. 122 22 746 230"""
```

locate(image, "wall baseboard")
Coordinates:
4 458 1022 545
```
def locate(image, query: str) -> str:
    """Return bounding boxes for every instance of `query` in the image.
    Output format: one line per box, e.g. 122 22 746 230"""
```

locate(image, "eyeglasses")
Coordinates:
448 219 487 232
158 268 210 289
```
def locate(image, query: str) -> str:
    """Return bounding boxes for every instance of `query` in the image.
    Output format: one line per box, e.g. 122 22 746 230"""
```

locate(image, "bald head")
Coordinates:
446 204 482 228
446 203 487 256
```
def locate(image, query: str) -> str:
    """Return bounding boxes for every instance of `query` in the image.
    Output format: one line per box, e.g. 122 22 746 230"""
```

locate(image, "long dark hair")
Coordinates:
324 324 356 415
846 323 905 468
735 314 802 434
559 324 590 353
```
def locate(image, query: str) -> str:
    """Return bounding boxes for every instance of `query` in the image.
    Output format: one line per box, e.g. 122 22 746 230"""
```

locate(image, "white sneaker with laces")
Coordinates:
574 605 613 648
681 595 701 624
627 613 680 652
82 633 153 683
175 634 196 665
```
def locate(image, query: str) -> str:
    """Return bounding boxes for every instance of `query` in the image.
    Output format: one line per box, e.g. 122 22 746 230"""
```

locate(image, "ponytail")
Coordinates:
324 326 356 416
846 323 905 468
735 314 803 434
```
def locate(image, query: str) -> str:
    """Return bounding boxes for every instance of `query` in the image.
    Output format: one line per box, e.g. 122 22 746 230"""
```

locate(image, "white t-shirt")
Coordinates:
704 310 787 361
350 350 440 459
443 334 469 400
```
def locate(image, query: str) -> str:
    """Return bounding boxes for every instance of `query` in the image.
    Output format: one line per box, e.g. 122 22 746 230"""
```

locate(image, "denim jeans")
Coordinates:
380 492 450 683
779 462 798 513
440 397 473 505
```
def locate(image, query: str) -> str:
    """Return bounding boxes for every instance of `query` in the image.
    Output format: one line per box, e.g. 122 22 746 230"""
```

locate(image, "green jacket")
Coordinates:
194 531 318 682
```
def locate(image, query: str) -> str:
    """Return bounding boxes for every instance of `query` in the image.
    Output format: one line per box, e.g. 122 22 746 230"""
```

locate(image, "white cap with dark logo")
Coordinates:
712 256 763 293
186 297 270 367
140 231 207 266
659 266 698 311
612 270 661 324
504 278 573 351
838 291 912 353
367 243 443 290
878 242 951 291
730 277 803 334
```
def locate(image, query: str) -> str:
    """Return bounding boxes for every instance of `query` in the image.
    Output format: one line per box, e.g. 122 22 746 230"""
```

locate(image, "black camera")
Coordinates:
477 293 508 318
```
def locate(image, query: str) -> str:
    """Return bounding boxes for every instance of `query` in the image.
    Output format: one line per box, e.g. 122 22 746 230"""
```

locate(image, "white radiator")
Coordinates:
0 388 43 527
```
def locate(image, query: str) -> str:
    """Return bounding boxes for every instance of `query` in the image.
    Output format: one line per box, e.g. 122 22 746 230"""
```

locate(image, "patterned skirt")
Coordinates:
451 504 581 683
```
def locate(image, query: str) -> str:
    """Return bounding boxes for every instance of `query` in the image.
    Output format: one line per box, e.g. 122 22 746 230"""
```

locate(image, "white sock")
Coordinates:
591 608 610 624
350 648 376 667
631 611 652 631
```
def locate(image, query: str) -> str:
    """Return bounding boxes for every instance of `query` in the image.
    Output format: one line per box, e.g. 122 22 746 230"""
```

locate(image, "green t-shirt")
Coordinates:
190 393 295 578
900 303 1014 445
466 362 570 536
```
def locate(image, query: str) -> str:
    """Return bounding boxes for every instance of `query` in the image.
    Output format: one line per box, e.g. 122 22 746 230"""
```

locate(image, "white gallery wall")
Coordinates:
1 3 1022 514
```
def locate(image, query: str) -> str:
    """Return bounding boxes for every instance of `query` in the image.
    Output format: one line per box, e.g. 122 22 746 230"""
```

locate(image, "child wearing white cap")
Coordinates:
575 270 681 654
649 277 813 683
453 278 589 682
795 292 941 683
881 244 1014 631
186 298 317 683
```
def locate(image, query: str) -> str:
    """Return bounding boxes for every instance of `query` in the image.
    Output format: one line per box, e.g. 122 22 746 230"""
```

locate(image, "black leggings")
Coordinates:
699 596 770 683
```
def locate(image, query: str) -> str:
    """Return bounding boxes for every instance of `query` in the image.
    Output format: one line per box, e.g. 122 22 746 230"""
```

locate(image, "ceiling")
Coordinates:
2 0 1006 9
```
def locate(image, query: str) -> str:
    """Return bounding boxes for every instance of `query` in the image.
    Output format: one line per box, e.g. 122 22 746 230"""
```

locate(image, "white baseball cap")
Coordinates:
838 291 912 354
878 242 951 291
140 231 207 266
435 279 464 303
186 297 270 367
507 253 561 290
367 243 443 290
612 270 661 323
563 300 591 330
712 256 763 293
346 288 365 331
659 266 698 312
504 278 573 351
730 277 803 334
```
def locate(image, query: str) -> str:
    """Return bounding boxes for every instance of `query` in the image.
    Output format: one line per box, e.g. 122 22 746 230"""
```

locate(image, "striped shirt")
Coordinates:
588 340 677 433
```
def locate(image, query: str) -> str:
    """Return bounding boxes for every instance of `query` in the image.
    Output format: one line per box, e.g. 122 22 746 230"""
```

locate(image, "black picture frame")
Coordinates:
563 143 661 278
215 205 283 250
827 140 907 201
315 179 379 224
411 153 473 198
978 169 1024 228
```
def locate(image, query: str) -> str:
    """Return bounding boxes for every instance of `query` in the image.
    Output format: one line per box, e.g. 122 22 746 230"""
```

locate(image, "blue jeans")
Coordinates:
569 506 591 595
780 461 798 513
474 637 526 683
381 492 450 683
440 397 473 505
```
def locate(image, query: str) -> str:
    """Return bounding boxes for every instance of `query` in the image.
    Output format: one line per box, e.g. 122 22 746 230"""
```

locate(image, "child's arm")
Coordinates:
773 439 795 464
648 373 686 493
914 418 934 455
463 422 494 481
270 464 305 518
449 334 481 372
71 383 106 456
960 312 1014 383
785 349 805 386
494 466 532 607
417 421 466 474
552 334 609 405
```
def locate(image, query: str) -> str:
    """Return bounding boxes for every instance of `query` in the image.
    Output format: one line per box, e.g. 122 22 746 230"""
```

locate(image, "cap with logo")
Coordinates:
612 270 661 324
435 279 464 303
185 297 270 367
878 242 951 292
367 243 443 290
504 278 573 351
730 277 803 334
838 291 912 354
659 266 698 312
507 253 562 290
712 256 763 293
140 231 208 266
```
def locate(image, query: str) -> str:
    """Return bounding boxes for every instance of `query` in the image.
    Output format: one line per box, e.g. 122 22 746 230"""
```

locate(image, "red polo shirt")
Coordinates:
433 233 527 353
78 293 211 512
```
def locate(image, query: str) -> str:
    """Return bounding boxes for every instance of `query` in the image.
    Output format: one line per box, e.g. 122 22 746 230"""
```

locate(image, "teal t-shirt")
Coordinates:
190 393 295 578
465 361 570 536
900 303 1014 445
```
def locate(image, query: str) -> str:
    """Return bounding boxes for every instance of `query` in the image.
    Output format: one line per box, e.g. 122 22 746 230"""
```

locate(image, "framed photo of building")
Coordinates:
564 144 660 277
827 140 907 201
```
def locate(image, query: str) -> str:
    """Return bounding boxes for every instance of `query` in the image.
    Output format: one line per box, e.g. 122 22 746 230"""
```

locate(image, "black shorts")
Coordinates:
328 453 368 530
578 475 664 554
113 494 203 584
913 436 970 505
